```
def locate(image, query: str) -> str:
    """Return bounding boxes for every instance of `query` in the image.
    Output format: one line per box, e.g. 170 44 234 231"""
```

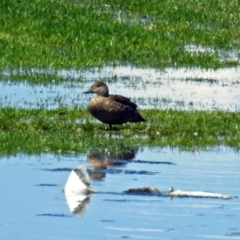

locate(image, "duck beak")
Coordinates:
83 89 94 94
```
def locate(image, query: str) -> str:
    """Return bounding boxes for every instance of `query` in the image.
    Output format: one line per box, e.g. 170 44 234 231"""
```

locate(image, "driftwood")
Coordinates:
63 165 235 200
124 186 234 199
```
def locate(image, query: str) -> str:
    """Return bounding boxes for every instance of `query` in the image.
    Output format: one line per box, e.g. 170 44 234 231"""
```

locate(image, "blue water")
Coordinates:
0 146 239 240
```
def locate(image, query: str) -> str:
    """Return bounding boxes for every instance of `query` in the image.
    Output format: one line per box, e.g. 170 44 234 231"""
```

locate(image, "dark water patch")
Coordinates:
37 213 71 218
133 159 176 165
196 214 205 216
101 220 115 223
217 205 225 209
88 168 158 175
35 183 59 187
94 159 176 165
225 232 240 236
39 167 72 172
103 199 164 203
39 167 157 175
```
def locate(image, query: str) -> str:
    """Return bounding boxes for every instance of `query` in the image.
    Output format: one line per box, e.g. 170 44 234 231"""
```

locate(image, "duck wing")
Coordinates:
109 94 137 109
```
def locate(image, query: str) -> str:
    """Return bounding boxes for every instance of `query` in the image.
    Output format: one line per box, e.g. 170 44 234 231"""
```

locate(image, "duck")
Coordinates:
83 81 146 130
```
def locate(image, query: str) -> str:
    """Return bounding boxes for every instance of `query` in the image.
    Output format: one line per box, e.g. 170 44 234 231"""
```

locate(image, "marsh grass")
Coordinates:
1 0 239 70
0 107 240 154
1 0 240 154
0 68 78 84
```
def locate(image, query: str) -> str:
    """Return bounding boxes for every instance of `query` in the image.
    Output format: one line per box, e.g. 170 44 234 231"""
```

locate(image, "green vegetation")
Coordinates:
0 67 86 84
0 107 240 154
0 0 240 155
0 0 239 70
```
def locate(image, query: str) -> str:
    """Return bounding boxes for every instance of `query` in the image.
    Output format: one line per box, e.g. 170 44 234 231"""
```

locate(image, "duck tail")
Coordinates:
131 113 146 123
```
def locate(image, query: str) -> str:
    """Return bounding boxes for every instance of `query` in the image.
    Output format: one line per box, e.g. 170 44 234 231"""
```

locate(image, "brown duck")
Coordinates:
83 81 146 129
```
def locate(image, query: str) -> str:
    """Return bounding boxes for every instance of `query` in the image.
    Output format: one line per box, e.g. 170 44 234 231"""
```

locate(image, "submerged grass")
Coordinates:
0 0 240 70
0 69 77 85
0 107 240 154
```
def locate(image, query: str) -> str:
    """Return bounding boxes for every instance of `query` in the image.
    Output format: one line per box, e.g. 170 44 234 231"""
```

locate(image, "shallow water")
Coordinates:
0 147 239 240
1 66 240 110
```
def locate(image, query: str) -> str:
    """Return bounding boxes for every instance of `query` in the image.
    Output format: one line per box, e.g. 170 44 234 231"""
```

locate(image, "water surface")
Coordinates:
1 66 240 110
0 147 239 239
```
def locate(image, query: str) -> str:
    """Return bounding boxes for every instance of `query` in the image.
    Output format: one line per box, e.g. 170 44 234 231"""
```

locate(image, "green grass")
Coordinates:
1 0 240 155
1 107 240 154
0 0 239 70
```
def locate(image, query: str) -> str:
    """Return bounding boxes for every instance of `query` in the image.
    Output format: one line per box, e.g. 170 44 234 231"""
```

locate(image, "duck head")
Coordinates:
83 81 109 97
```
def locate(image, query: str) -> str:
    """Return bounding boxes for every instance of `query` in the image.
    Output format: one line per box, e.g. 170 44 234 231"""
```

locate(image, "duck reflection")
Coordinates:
64 192 90 218
87 147 137 180
63 165 94 218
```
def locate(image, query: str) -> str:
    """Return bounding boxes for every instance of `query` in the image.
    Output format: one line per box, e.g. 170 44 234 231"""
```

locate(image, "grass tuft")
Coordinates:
0 107 240 154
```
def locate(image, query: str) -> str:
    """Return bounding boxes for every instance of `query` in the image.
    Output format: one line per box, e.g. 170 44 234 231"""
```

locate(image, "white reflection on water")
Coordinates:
1 66 240 110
